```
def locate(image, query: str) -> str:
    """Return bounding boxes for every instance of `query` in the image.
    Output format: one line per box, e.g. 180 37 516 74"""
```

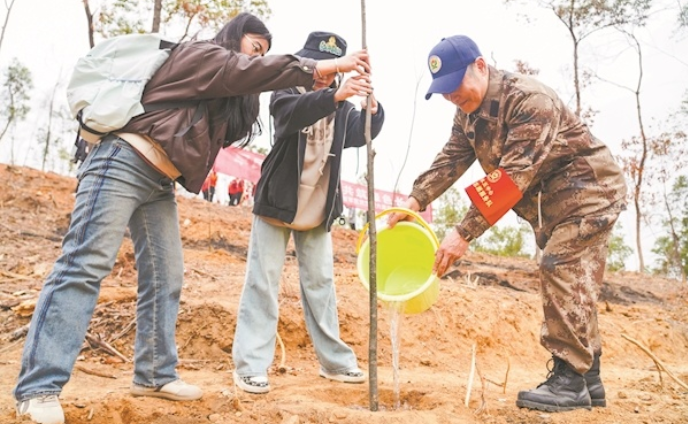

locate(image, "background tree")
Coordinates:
513 59 540 76
678 2 688 28
430 186 468 241
0 59 33 162
600 30 652 272
472 221 531 258
38 78 73 172
431 186 534 258
81 0 272 47
651 175 688 282
0 0 16 53
606 222 633 271
504 0 652 117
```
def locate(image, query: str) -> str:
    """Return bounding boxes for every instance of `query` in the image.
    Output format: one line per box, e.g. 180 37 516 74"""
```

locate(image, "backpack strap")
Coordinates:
173 101 207 137
159 40 178 50
76 109 111 139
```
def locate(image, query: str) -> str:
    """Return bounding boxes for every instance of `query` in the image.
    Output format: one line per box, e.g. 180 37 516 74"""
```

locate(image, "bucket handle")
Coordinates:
355 207 440 254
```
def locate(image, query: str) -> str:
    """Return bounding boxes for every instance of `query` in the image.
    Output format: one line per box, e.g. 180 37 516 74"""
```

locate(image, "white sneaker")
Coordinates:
319 367 366 383
16 395 65 424
130 379 203 401
233 370 270 394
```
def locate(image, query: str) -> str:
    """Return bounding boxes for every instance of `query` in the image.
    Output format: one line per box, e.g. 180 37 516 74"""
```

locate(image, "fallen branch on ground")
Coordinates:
75 364 117 379
465 343 476 407
85 332 130 363
621 333 688 391
108 316 136 343
0 269 33 281
482 356 511 395
276 330 287 373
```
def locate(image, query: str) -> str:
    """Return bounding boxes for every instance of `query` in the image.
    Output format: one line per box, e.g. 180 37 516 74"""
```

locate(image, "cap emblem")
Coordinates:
319 36 343 57
487 169 502 183
429 55 442 74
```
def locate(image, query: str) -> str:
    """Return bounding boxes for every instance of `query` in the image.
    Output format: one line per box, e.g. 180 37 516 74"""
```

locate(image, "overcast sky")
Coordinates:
1 0 687 269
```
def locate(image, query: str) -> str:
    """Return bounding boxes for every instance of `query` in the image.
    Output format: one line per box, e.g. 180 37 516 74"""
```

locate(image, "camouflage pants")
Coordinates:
538 209 620 374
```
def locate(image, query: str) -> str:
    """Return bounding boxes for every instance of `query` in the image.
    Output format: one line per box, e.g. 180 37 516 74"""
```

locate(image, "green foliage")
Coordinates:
94 0 272 40
651 176 688 279
0 59 33 142
430 186 532 258
606 222 632 271
472 221 532 258
430 186 467 241
96 0 151 37
502 0 653 33
551 0 651 32
679 3 688 29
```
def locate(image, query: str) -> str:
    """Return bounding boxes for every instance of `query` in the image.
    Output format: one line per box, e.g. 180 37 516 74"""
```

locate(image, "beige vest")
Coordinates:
262 88 335 230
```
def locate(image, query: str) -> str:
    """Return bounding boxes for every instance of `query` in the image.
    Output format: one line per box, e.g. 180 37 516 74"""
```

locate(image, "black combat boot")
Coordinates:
584 353 606 407
516 356 592 412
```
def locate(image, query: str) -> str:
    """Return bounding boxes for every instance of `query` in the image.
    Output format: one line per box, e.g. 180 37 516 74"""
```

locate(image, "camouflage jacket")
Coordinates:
410 66 627 245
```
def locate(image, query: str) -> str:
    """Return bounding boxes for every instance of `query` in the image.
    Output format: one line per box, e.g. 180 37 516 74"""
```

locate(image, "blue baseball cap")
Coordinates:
425 35 482 100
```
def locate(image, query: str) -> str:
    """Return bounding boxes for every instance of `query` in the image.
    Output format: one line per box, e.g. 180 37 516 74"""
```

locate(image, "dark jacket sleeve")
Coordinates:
340 101 385 149
269 88 339 138
270 88 385 144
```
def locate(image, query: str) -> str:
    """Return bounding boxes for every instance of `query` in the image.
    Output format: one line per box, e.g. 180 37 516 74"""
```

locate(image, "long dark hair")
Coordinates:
213 12 273 147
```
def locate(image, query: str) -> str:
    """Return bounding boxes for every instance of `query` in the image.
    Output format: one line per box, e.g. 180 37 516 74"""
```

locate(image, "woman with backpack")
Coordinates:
13 12 371 424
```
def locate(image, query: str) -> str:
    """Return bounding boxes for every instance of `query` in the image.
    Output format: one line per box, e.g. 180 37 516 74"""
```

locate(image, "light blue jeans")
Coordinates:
14 136 184 401
233 216 358 378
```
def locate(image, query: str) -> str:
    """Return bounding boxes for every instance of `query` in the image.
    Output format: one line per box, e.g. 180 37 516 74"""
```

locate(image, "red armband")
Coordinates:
465 168 523 226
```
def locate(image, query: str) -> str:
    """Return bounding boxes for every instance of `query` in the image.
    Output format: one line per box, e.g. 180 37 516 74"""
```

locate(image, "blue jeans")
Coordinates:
14 136 184 401
232 217 358 378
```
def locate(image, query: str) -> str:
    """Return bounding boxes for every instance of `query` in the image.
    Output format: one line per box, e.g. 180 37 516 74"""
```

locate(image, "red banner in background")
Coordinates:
214 147 264 183
212 147 432 222
340 181 433 223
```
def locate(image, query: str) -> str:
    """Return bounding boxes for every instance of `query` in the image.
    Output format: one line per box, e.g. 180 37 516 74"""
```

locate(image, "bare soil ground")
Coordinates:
1 163 687 424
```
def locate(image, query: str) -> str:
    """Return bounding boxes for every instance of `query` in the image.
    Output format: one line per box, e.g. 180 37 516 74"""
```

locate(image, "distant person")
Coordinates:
208 169 218 202
232 31 385 394
347 207 356 230
228 178 244 206
201 170 217 202
387 35 627 412
13 13 372 424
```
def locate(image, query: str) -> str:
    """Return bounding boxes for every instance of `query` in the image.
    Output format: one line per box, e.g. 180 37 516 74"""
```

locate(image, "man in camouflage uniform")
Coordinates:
388 35 627 412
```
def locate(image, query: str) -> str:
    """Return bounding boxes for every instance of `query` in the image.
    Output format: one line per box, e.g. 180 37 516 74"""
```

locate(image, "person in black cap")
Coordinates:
232 31 385 394
386 34 627 412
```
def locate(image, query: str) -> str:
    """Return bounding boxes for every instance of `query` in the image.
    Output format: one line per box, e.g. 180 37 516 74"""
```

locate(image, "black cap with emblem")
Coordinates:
295 31 347 60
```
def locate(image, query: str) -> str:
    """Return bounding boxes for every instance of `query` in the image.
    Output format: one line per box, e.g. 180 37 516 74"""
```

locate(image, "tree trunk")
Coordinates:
631 34 647 273
0 0 17 55
41 80 59 172
82 0 95 48
360 0 378 412
151 0 163 33
573 38 581 117
634 196 644 272
662 186 685 282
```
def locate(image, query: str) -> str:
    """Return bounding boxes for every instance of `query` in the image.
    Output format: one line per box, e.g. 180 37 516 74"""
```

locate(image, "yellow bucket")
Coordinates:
356 208 440 314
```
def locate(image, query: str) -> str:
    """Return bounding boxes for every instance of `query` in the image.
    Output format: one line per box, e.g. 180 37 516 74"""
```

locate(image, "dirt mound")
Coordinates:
1 163 687 424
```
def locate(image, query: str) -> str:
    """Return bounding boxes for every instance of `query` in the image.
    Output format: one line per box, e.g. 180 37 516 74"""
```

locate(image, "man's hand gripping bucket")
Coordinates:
356 208 440 314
